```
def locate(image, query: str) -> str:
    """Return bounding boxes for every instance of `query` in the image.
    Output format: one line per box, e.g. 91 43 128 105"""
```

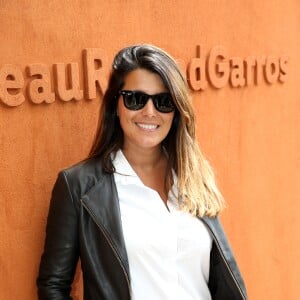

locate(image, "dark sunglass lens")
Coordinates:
134 92 149 108
123 92 141 110
155 94 174 113
123 93 134 108
125 92 149 110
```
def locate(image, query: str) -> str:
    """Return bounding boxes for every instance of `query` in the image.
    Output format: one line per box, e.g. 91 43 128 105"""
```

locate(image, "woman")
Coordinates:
37 44 247 300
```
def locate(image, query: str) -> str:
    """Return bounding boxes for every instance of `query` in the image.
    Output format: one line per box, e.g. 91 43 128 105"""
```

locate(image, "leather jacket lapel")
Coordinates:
80 173 130 276
201 216 247 300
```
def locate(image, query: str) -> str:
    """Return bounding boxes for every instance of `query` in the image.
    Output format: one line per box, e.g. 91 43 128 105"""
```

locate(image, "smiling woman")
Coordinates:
37 44 248 300
117 69 175 154
116 69 175 202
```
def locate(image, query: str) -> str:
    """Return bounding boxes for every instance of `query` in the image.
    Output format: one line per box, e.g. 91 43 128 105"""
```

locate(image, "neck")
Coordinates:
122 145 165 170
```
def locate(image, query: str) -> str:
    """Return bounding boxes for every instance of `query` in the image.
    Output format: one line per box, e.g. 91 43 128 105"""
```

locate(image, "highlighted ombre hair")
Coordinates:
89 44 224 217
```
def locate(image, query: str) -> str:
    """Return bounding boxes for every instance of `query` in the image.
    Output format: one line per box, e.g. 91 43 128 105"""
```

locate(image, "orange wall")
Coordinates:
1 1 299 299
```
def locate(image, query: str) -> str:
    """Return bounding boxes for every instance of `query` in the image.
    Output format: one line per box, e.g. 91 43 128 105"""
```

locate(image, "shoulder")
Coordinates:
57 157 111 200
62 157 105 179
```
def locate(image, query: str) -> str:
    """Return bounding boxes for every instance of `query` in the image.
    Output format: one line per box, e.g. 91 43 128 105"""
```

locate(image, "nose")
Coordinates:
141 98 157 116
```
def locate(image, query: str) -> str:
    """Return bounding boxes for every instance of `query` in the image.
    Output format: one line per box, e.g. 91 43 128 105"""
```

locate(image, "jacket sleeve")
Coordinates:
204 216 248 300
37 171 80 300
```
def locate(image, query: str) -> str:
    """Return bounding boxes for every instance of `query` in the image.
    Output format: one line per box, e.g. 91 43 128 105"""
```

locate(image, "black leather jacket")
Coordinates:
37 157 247 300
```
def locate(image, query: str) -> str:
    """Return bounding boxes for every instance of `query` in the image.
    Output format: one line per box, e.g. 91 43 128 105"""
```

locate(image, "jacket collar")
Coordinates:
80 170 130 276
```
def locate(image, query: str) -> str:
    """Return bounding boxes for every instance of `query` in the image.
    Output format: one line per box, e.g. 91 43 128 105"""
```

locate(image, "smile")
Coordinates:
136 123 159 130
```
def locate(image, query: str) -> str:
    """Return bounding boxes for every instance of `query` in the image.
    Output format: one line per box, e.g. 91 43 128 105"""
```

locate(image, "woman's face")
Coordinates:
117 68 175 153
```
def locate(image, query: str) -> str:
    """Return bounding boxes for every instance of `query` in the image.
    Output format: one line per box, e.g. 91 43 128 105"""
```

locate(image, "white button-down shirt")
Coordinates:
113 150 212 300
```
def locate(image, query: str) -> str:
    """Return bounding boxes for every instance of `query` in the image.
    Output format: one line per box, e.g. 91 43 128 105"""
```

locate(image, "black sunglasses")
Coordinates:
118 90 175 113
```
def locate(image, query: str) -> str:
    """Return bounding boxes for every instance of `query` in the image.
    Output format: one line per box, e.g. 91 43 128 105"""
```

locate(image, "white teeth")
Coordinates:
137 123 158 130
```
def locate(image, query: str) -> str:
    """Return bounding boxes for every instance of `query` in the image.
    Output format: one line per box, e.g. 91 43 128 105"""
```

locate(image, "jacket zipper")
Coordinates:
203 221 246 300
81 200 132 299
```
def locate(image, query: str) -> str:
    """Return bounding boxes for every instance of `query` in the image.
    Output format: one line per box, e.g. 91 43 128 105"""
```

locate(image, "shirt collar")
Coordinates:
112 150 143 186
112 149 180 207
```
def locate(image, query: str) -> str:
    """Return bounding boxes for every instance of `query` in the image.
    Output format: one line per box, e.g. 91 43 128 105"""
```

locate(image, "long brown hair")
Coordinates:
89 44 224 217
